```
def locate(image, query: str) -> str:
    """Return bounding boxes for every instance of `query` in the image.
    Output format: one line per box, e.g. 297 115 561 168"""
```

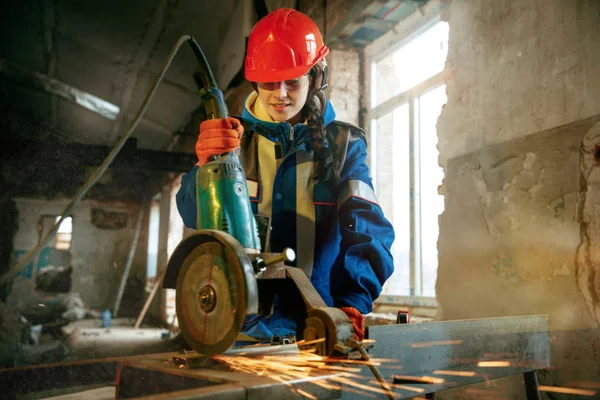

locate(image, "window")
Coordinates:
146 200 160 280
54 216 73 250
368 20 448 302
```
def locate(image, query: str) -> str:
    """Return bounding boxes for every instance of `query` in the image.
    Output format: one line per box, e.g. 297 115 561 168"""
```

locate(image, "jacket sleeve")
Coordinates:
176 166 199 229
331 138 395 314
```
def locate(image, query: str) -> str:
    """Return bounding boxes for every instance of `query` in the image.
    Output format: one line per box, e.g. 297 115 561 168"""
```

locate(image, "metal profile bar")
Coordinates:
408 94 417 297
367 315 550 377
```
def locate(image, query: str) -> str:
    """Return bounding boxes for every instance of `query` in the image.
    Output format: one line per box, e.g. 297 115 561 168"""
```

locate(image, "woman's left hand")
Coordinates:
339 306 365 341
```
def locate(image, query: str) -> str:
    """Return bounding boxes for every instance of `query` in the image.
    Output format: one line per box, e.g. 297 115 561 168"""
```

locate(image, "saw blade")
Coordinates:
176 235 254 355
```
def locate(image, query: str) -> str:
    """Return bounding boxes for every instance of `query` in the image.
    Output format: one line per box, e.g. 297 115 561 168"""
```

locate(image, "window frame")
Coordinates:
365 13 446 307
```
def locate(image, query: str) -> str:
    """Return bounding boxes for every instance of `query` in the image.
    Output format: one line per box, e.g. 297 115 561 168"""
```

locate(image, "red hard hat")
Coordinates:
245 8 329 82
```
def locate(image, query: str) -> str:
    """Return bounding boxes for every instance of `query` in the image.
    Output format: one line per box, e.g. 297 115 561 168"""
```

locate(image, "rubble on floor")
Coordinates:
0 287 180 368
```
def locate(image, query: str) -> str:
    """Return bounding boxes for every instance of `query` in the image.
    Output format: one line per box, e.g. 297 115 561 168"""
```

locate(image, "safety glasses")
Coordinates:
256 74 309 91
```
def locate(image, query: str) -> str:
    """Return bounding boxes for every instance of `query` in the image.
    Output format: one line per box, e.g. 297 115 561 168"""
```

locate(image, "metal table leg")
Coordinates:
524 370 541 400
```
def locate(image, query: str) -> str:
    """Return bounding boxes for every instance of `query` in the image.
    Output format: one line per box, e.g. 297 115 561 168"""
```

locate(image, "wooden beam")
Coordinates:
1 137 197 173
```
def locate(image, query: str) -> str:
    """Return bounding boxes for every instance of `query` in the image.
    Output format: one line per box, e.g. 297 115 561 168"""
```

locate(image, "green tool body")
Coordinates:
195 153 260 252
189 39 260 253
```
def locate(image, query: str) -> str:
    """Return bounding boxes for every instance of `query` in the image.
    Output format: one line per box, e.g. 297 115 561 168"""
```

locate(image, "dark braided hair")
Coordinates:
303 67 340 183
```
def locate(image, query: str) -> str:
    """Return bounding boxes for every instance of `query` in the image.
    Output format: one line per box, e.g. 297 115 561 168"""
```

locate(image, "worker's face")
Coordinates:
256 74 310 123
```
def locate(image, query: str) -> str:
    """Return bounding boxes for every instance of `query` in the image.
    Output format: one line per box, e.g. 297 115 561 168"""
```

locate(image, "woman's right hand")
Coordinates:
196 117 244 165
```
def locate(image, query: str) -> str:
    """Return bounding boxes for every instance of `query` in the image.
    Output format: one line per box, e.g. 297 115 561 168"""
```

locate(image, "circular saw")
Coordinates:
170 231 258 355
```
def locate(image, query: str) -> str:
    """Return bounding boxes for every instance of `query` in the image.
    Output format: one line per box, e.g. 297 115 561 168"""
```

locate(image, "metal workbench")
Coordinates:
1 315 549 399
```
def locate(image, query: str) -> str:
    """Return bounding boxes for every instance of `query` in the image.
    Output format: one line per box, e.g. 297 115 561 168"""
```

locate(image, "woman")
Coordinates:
176 8 395 342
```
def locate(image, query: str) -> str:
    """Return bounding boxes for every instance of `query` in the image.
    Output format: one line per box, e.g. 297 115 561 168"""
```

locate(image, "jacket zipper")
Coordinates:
279 124 294 157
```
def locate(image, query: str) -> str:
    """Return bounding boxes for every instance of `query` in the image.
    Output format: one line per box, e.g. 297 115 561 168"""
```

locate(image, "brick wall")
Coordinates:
299 1 361 126
435 1 600 397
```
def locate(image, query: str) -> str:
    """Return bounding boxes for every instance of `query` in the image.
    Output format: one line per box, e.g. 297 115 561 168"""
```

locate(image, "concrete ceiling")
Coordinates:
0 0 429 201
0 0 239 152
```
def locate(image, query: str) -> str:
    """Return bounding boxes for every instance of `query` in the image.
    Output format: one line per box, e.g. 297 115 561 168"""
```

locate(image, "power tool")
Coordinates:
162 38 355 357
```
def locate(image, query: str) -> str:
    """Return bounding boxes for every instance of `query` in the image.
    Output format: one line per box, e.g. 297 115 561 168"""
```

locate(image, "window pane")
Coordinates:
55 233 72 250
54 216 73 250
146 201 160 279
372 21 448 107
418 85 447 297
374 104 410 296
55 216 72 233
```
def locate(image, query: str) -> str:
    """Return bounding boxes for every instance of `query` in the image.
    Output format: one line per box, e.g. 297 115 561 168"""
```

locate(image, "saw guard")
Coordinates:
166 230 258 355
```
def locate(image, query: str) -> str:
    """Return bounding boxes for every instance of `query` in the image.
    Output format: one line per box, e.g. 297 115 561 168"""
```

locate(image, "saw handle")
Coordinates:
188 37 230 161
253 248 296 274
263 248 296 266
187 37 228 119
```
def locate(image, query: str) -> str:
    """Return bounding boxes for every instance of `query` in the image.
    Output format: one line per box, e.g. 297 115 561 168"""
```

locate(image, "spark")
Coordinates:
299 338 326 346
390 383 426 393
338 372 369 381
325 357 398 365
330 376 397 398
296 389 317 399
538 386 597 396
318 365 362 373
340 359 384 366
477 361 511 367
270 374 294 386
564 382 600 389
38 304 45 307
411 340 463 348
433 370 476 377
393 375 445 384
212 348 400 399
264 354 323 362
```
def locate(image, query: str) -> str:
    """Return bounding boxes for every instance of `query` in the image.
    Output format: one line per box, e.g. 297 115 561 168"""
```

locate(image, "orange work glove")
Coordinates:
196 117 244 166
339 306 365 341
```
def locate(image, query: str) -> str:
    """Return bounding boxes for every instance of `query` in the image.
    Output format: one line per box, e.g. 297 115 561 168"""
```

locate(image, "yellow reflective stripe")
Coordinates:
338 180 379 208
257 135 277 216
296 153 316 279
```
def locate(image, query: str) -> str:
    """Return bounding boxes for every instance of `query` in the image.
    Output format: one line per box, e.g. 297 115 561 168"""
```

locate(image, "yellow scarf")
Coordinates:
245 92 312 125
246 92 275 122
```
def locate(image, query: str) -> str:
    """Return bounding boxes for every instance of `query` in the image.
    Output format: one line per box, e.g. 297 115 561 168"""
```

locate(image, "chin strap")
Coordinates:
319 59 328 92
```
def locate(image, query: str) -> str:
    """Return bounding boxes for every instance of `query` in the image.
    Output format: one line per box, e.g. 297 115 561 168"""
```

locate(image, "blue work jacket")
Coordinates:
176 94 395 340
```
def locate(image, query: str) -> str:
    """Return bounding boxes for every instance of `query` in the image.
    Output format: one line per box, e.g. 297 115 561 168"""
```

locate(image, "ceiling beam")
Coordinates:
108 0 173 143
0 58 120 120
1 137 197 173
